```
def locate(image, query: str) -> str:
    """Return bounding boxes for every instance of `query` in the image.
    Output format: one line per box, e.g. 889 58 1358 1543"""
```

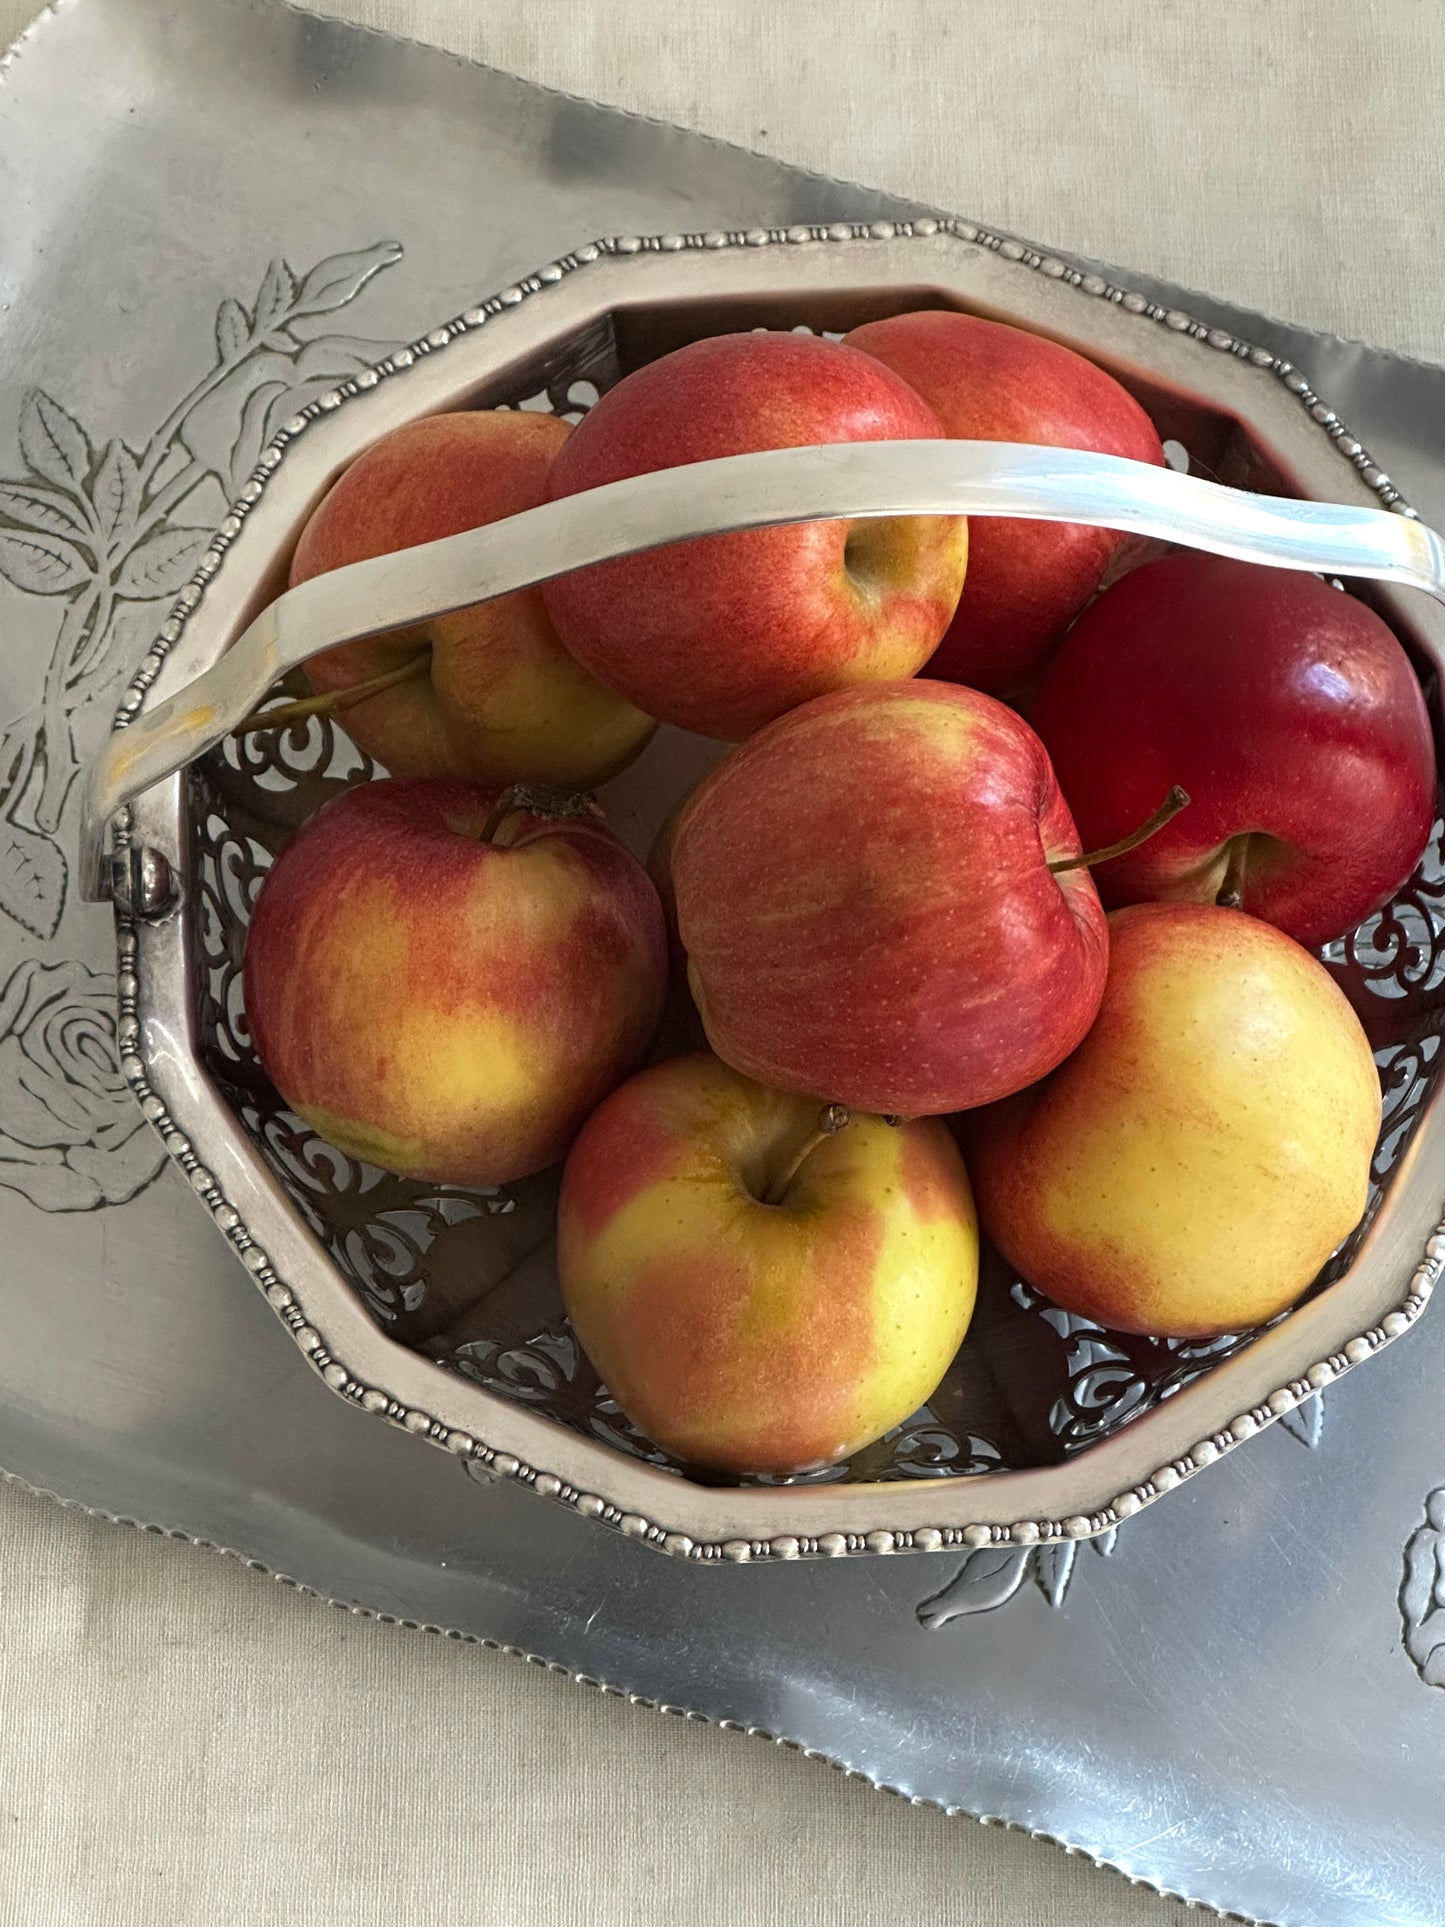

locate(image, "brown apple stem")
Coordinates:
1048 785 1191 875
478 783 606 846
233 651 430 737
1216 834 1251 910
764 1104 851 1205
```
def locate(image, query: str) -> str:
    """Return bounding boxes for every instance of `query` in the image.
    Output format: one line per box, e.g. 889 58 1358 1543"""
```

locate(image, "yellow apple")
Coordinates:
558 1052 978 1475
966 902 1381 1337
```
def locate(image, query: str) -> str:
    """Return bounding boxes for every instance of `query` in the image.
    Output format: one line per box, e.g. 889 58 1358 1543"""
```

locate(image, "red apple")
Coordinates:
243 779 667 1186
291 410 655 787
1030 553 1437 949
540 332 970 740
845 309 1164 693
558 1051 977 1474
670 680 1109 1116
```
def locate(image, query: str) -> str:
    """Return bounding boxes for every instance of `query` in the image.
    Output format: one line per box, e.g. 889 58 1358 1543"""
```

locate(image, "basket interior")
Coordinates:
187 300 1445 1489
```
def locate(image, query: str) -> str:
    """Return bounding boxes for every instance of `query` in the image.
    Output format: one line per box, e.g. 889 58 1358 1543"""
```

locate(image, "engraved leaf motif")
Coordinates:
112 526 212 600
1279 1391 1325 1449
0 528 90 596
1400 1488 1445 1689
90 440 141 552
226 380 288 497
1033 1540 1077 1609
290 241 405 319
0 820 67 940
0 483 92 541
917 1547 1031 1628
252 258 298 336
214 296 250 363
181 339 385 487
18 389 93 493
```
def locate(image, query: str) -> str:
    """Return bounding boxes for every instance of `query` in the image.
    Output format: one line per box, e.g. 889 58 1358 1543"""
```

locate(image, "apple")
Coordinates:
558 1051 978 1474
670 679 1109 1116
289 410 656 786
1030 553 1437 949
243 777 668 1186
540 331 970 740
844 308 1164 694
965 903 1381 1338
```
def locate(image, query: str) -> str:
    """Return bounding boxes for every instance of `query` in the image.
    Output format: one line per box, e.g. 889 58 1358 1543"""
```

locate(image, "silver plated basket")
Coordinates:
102 223 1445 1563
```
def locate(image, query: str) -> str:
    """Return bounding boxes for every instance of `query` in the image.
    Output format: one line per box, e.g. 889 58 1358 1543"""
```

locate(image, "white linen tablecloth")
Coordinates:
2 2 1442 1920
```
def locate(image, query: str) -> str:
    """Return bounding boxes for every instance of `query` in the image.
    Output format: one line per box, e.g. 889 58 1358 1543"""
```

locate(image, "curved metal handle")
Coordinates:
82 438 1445 900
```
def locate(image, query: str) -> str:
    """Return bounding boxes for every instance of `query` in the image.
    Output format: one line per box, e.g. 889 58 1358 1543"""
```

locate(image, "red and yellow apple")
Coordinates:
540 331 969 740
670 679 1109 1116
243 778 667 1186
558 1051 977 1474
290 410 655 786
845 308 1164 694
1031 553 1437 949
966 902 1381 1337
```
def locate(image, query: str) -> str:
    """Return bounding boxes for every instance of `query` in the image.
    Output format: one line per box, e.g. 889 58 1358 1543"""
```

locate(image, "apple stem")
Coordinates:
478 783 605 846
1049 785 1191 875
233 651 430 737
764 1103 851 1205
1216 835 1251 910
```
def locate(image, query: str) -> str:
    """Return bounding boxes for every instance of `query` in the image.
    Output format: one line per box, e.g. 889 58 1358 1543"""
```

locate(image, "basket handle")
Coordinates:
80 438 1445 902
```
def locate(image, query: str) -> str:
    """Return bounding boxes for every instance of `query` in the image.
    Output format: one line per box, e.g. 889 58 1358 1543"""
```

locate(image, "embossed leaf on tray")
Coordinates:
1400 1489 1445 1688
181 339 386 489
18 389 93 493
251 258 298 338
1279 1391 1325 1449
0 483 92 541
0 528 90 596
226 381 288 497
113 526 213 600
214 295 250 363
916 1547 1032 1627
1033 1540 1078 1609
90 440 142 552
0 821 67 941
289 241 404 319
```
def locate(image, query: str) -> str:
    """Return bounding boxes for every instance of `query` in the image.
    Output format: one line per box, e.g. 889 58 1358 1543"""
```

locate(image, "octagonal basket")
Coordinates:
108 222 1445 1564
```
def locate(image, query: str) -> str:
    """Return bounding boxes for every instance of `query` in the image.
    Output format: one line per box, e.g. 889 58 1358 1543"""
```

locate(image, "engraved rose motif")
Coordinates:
0 957 162 1211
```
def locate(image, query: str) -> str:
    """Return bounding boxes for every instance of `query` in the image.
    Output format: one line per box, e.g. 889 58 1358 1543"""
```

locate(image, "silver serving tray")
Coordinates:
107 223 1445 1564
8 5 1445 1920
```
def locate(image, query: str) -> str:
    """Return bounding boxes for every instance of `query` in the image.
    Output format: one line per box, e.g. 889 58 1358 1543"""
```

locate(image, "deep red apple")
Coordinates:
669 679 1109 1116
1030 553 1437 949
540 331 969 740
845 309 1164 694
